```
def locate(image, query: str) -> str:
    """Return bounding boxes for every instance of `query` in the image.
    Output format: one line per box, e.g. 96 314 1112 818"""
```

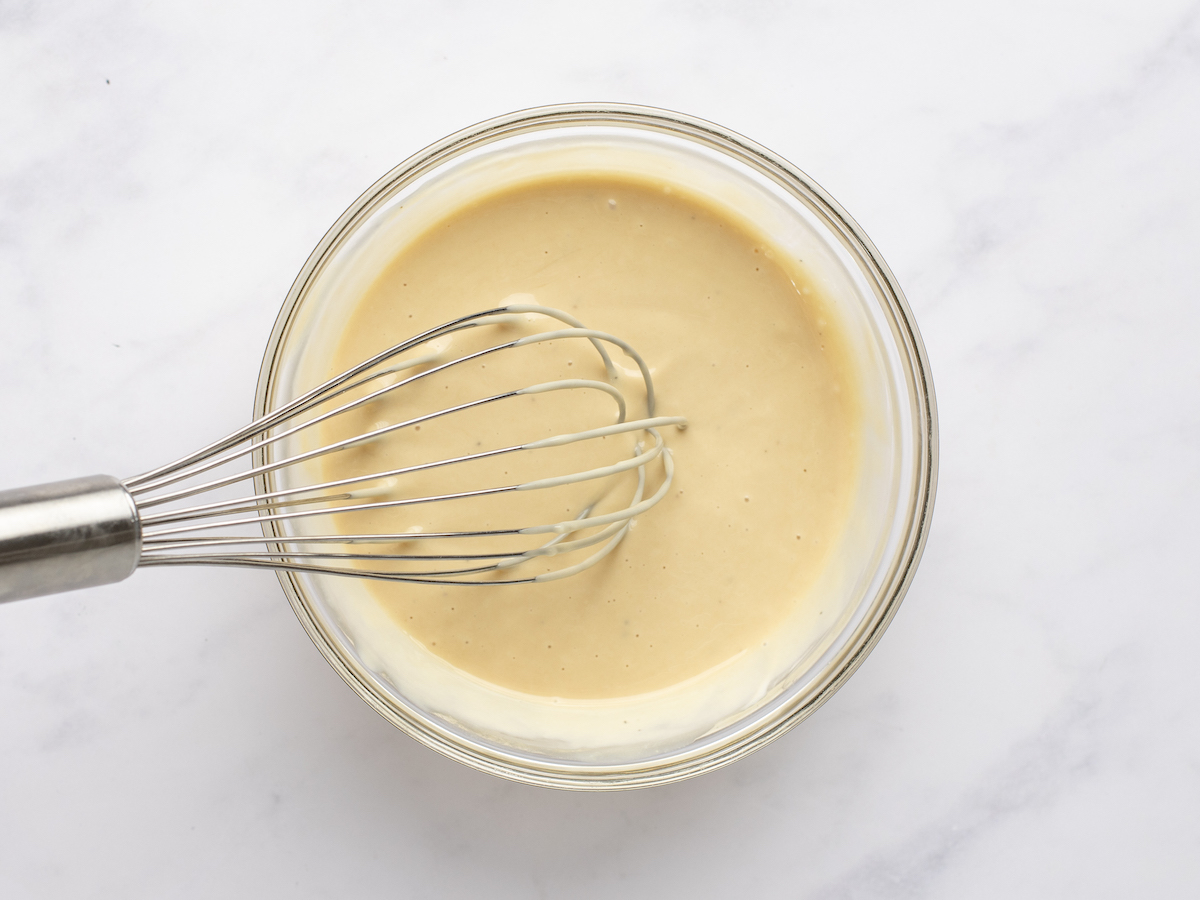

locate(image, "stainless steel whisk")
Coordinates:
0 305 685 603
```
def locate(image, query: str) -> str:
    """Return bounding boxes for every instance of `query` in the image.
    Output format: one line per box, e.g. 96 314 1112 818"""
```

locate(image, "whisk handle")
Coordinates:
0 476 141 604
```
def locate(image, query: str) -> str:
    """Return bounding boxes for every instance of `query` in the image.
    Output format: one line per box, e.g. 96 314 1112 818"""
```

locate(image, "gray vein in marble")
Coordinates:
811 651 1135 899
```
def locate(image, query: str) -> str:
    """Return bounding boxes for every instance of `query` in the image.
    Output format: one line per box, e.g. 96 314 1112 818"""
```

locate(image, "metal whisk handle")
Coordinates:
0 476 141 603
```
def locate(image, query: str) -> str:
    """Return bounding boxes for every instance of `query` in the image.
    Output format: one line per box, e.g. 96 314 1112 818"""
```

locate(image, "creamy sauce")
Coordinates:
315 173 861 701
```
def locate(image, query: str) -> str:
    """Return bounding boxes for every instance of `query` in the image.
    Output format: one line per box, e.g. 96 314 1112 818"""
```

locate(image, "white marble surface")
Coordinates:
2 1 1198 895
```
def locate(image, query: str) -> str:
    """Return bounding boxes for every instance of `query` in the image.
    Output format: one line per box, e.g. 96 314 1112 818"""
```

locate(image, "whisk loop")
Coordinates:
123 305 685 586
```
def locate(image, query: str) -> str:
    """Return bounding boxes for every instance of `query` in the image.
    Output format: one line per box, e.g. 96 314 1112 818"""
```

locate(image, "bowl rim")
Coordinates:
253 102 939 790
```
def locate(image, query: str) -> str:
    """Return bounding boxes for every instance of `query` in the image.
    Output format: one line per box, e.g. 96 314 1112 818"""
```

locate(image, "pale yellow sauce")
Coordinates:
316 173 861 700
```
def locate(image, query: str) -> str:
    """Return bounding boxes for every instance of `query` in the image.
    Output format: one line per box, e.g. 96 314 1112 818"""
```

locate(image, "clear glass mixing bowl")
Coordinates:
253 104 938 789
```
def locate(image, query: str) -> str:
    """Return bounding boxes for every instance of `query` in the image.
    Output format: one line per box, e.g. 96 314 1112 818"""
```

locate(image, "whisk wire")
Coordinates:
124 306 618 492
127 305 682 585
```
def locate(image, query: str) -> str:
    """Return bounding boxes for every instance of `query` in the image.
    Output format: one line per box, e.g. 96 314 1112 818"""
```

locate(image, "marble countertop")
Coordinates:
3 1 1198 896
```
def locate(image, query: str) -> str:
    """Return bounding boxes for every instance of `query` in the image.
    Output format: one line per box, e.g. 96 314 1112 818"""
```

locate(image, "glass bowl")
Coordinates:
252 104 938 790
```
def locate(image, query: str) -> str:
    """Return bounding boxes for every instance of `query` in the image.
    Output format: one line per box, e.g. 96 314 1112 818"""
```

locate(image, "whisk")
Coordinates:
0 305 685 603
